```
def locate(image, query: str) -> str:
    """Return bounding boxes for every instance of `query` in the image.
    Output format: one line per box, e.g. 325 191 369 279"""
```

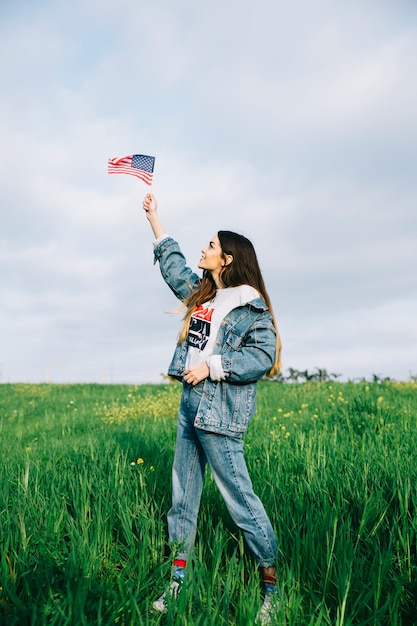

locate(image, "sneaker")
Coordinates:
256 592 280 625
152 580 180 613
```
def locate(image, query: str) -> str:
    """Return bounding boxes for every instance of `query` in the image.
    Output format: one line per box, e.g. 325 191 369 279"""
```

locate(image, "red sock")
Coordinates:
263 573 276 585
173 559 186 581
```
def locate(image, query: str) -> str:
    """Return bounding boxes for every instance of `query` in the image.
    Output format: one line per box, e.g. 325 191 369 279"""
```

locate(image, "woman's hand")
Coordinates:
143 193 158 217
142 193 166 239
183 363 210 386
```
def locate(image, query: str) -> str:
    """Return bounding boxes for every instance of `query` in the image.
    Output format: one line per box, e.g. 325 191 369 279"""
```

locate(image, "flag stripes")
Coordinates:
108 154 155 185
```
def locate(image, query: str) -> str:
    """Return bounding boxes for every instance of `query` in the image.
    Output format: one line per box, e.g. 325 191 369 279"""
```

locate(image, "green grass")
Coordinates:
1 381 417 625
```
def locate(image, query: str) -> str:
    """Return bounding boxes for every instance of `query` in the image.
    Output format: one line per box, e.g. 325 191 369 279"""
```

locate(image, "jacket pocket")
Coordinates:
223 382 256 433
224 326 244 351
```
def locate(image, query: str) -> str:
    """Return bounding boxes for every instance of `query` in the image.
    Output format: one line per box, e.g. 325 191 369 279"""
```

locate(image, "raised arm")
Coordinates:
142 193 202 302
142 193 166 240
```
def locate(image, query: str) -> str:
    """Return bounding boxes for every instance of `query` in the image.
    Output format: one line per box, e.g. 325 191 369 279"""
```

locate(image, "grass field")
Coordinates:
1 380 416 625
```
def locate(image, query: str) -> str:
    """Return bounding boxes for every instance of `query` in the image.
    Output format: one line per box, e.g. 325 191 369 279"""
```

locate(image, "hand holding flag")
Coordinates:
108 154 155 185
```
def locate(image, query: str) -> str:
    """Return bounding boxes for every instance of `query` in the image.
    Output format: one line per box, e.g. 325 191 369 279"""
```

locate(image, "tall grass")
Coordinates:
1 381 416 625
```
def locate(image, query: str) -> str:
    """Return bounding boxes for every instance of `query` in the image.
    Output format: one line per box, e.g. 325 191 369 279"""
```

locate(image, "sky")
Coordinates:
1 0 416 384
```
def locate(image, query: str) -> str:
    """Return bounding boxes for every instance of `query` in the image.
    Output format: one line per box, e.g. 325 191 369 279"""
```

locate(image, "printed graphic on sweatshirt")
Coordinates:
188 305 214 351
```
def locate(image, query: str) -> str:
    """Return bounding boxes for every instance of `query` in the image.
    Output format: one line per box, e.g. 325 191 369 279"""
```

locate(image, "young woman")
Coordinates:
142 193 282 624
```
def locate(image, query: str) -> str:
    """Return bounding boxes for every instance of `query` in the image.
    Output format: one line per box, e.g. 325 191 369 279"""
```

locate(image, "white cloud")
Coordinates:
283 297 417 380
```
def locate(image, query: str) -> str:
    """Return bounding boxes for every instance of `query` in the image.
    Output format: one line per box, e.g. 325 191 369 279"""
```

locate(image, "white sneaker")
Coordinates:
256 593 280 625
152 580 180 613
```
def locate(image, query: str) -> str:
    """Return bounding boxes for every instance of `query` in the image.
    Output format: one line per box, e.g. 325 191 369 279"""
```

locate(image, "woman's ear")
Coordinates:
223 254 233 267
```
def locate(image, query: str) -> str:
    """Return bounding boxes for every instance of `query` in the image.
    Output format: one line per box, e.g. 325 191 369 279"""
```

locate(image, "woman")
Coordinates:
142 193 282 624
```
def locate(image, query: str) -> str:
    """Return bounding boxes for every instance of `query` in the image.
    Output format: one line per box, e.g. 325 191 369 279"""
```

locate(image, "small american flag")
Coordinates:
107 154 155 185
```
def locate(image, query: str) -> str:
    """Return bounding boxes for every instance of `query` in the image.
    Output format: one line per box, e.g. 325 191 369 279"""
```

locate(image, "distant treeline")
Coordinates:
269 367 415 384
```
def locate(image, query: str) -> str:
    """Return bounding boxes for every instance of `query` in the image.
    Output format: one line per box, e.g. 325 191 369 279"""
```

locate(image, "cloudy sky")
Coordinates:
1 0 416 384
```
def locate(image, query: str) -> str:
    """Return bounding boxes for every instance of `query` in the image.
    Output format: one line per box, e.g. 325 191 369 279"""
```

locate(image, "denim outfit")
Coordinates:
154 237 277 567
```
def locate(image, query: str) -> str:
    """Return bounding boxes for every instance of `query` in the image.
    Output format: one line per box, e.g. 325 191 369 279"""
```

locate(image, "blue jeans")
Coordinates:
167 382 277 568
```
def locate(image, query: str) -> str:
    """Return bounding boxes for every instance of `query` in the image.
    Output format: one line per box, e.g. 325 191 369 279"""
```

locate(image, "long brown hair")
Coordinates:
178 231 281 376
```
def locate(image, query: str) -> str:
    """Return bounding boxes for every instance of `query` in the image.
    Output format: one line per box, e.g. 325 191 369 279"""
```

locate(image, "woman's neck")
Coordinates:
211 271 224 290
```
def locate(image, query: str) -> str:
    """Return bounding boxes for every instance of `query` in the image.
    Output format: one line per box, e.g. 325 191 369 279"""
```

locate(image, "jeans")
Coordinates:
167 382 277 568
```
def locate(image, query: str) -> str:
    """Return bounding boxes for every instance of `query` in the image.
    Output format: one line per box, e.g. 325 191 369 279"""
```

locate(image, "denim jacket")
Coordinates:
154 237 277 437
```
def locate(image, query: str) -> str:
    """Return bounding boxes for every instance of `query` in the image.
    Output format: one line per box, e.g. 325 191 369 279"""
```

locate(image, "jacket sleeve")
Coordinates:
220 313 277 383
153 237 201 302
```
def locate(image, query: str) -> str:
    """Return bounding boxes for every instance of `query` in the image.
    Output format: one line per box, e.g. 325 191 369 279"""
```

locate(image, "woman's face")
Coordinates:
198 235 225 275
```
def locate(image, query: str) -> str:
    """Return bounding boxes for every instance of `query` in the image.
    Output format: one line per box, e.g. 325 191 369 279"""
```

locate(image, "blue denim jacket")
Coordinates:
154 237 277 437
